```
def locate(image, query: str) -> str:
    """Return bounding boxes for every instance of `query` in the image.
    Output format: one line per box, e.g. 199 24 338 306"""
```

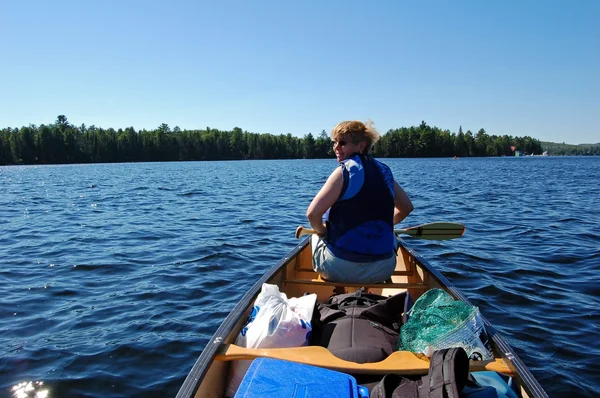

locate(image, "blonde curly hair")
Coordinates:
331 120 380 154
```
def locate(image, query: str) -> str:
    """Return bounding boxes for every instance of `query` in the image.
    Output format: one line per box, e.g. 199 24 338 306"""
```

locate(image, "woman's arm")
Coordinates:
393 181 414 225
306 167 343 235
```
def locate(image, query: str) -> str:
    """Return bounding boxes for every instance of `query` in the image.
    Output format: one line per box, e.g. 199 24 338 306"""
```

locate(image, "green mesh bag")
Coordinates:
399 289 493 360
407 287 456 314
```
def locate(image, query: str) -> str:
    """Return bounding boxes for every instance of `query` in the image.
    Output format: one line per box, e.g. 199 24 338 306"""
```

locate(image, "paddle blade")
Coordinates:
397 222 465 240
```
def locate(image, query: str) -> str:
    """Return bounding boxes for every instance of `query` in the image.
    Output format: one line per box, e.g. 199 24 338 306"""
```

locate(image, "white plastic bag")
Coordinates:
426 308 494 361
225 284 317 396
240 284 316 349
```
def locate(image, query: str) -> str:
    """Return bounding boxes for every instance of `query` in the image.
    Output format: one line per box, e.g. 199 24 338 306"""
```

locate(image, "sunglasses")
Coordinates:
331 140 351 147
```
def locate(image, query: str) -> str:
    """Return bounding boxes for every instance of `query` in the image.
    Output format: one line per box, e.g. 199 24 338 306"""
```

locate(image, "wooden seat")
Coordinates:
215 344 513 376
294 267 414 277
284 274 427 290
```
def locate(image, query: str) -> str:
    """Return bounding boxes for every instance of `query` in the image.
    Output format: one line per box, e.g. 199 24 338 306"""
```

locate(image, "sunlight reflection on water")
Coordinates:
11 381 49 398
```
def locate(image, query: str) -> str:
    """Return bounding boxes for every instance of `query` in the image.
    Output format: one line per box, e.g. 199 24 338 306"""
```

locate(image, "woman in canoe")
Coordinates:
306 120 414 283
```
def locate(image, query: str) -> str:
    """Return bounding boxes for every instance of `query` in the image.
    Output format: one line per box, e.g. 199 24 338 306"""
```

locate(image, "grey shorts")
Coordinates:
310 235 397 284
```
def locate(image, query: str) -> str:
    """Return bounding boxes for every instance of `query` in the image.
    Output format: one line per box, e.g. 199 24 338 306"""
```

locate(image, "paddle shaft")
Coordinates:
295 222 465 240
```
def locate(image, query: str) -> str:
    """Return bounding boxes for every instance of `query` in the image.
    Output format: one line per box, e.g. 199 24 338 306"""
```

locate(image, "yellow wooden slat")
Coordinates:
284 278 427 289
293 268 412 277
215 344 513 376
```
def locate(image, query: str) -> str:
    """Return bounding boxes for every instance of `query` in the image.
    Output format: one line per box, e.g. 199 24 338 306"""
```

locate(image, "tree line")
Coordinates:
540 141 600 156
0 115 574 166
375 122 543 157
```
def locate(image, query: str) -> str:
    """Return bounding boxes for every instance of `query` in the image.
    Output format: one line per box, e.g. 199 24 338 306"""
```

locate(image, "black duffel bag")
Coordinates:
310 288 413 364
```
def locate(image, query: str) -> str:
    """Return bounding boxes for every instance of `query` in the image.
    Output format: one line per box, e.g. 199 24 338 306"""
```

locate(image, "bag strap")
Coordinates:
329 288 383 309
423 348 448 398
327 289 364 307
370 374 419 398
418 347 469 398
372 348 469 398
361 291 409 331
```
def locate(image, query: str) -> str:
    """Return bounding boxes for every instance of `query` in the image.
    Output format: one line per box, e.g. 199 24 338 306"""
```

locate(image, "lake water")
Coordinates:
1 157 599 397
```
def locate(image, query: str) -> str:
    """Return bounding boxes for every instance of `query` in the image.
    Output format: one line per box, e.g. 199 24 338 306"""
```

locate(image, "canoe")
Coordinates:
176 237 548 398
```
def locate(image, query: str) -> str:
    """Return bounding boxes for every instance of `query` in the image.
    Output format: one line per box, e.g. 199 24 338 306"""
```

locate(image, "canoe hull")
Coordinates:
177 238 547 398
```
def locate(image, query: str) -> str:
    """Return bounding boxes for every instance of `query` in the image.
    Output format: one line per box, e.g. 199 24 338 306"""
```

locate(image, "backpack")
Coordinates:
370 347 470 398
310 289 413 364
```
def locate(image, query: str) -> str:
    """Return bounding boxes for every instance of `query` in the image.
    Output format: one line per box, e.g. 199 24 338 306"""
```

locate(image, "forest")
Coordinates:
1 115 594 165
539 141 600 156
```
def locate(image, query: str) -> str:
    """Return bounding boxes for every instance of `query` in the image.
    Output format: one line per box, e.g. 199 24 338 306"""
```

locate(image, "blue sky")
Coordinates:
1 0 598 144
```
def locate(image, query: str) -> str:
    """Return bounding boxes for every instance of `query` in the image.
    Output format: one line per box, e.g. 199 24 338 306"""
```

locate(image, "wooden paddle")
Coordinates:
295 222 465 240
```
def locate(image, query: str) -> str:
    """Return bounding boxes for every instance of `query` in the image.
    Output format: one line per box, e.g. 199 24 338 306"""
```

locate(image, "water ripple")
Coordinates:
1 158 599 397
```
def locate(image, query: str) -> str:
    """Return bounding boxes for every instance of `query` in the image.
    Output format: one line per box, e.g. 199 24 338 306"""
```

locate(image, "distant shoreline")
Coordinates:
1 116 598 165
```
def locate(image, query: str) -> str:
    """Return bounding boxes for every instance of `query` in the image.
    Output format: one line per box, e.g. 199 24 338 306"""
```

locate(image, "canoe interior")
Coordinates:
178 238 546 398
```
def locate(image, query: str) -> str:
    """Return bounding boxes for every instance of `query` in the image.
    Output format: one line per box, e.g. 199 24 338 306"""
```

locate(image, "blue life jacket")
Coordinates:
326 154 395 262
